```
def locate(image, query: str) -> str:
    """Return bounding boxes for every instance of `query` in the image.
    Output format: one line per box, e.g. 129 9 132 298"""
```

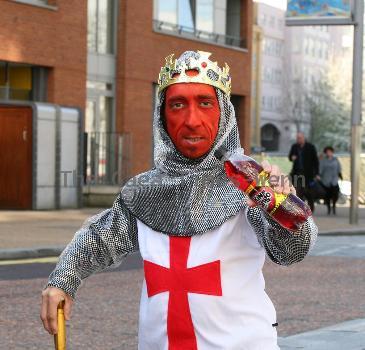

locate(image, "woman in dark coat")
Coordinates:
319 146 342 215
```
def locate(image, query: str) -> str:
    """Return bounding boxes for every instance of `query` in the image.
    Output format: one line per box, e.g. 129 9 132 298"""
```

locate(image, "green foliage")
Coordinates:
307 79 351 153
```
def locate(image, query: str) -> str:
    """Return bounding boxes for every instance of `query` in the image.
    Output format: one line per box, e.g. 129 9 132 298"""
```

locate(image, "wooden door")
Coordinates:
0 106 33 209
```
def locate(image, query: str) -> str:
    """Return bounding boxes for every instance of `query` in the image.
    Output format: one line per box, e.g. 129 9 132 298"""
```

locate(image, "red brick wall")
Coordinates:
117 0 253 175
0 0 87 109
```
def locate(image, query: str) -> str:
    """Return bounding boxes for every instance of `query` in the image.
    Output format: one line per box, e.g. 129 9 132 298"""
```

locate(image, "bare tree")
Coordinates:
282 74 311 134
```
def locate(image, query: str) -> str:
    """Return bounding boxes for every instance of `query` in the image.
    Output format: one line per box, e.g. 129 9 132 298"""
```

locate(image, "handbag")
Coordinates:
308 179 327 200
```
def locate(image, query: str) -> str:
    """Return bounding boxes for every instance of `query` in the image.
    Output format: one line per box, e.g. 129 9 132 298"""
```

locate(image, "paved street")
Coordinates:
1 235 365 349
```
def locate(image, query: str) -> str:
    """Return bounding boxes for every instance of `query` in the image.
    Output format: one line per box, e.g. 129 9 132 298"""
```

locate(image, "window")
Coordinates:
263 38 283 57
156 0 177 24
154 0 243 47
263 67 281 85
324 44 329 59
85 81 115 184
275 41 282 56
86 81 113 133
303 67 308 84
156 0 213 31
226 0 241 41
0 63 6 87
318 42 323 59
311 39 316 57
269 16 275 28
304 38 309 55
261 124 280 151
275 96 282 111
275 69 282 85
230 95 242 120
262 95 280 111
178 0 194 28
261 13 267 26
88 0 115 54
268 96 273 110
263 38 270 54
196 0 214 33
262 96 266 109
0 61 47 101
263 67 270 82
292 39 300 54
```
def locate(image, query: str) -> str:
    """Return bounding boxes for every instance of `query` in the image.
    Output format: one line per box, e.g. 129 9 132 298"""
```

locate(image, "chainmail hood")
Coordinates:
121 51 247 236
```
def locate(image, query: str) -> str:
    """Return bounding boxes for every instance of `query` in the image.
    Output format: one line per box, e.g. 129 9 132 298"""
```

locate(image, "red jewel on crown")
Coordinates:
201 62 207 68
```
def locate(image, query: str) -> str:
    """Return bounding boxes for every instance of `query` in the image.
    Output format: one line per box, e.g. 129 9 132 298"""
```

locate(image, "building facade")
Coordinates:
252 2 347 153
0 0 86 209
254 2 286 152
0 0 87 107
0 0 253 207
116 0 253 176
285 24 331 148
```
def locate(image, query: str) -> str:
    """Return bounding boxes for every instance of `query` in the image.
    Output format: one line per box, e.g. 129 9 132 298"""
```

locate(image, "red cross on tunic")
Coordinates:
144 236 222 350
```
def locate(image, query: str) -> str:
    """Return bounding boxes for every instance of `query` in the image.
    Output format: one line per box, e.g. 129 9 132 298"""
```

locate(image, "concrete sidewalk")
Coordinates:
1 203 364 260
279 318 365 349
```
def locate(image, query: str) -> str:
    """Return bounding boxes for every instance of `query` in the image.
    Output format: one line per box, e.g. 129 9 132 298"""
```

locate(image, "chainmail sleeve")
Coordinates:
46 194 139 299
246 206 318 266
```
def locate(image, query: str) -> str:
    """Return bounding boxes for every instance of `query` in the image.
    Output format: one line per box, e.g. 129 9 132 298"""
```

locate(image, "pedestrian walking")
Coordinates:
288 132 319 212
319 146 342 215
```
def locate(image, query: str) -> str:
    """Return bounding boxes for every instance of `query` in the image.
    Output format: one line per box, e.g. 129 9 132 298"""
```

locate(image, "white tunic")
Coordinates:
137 208 279 350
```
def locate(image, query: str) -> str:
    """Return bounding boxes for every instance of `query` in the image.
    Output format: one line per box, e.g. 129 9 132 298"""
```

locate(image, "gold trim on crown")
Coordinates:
157 51 231 97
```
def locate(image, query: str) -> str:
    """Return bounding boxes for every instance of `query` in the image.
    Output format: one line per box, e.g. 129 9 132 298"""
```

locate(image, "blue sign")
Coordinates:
287 0 351 18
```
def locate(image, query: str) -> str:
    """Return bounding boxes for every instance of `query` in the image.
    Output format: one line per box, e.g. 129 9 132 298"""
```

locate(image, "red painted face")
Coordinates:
164 82 220 159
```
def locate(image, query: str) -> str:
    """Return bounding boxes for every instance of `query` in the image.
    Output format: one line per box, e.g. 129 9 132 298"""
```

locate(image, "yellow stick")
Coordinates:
54 300 66 350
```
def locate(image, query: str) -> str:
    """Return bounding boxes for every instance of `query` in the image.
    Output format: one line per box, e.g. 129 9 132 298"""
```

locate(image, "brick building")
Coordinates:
0 0 86 209
0 0 253 207
118 0 253 175
0 0 87 108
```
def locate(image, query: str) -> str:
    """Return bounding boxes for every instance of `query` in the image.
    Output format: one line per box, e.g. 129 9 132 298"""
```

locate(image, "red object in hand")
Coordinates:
215 147 312 231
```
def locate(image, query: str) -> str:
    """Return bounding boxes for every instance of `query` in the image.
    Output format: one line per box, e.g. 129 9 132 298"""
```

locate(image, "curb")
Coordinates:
0 246 65 261
319 229 365 236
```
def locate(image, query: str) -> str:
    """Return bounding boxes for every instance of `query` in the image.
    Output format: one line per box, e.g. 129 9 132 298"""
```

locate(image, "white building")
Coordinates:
255 3 286 152
253 2 349 153
284 24 331 146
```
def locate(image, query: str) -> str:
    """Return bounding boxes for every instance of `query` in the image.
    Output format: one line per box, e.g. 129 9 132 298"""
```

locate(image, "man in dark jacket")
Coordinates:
288 132 319 212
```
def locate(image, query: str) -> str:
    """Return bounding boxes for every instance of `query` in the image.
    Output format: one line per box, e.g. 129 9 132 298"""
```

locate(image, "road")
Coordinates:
1 235 365 349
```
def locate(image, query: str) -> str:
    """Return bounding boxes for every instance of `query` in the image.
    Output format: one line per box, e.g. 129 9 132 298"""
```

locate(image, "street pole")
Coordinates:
350 0 364 224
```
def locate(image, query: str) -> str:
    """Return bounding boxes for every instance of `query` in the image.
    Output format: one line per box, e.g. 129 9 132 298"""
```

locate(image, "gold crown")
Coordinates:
158 51 231 97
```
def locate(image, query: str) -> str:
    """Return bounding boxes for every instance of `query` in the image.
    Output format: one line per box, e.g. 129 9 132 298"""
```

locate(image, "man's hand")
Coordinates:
247 160 296 207
261 160 296 196
291 155 297 161
40 287 73 335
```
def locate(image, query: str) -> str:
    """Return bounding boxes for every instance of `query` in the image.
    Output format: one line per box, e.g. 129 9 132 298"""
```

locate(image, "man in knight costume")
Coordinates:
41 51 317 349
